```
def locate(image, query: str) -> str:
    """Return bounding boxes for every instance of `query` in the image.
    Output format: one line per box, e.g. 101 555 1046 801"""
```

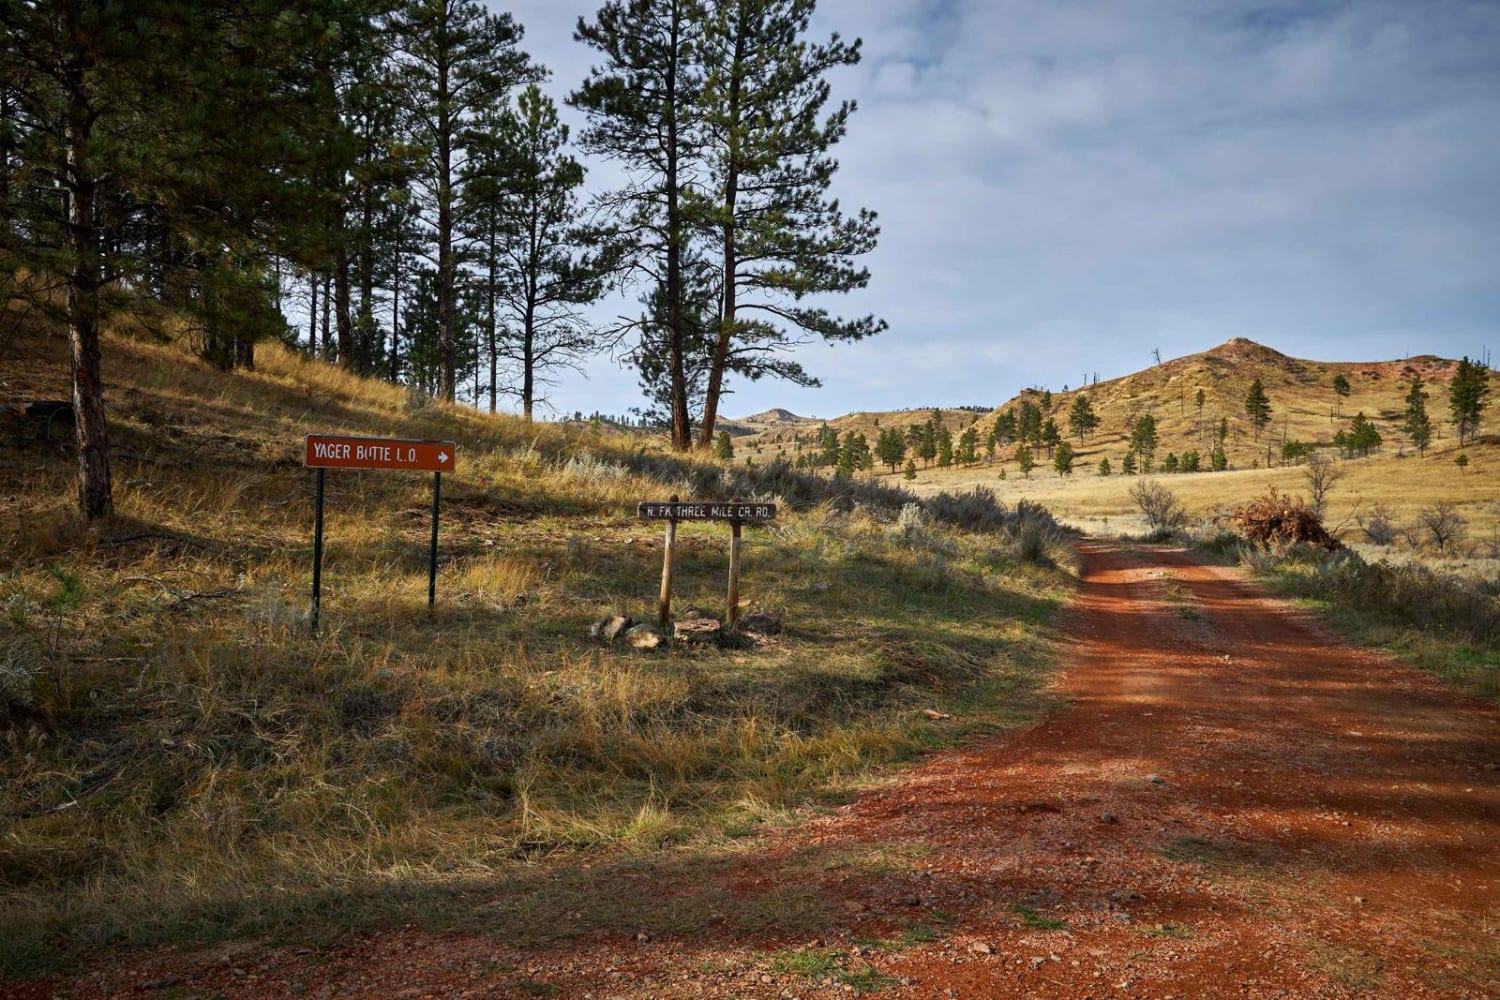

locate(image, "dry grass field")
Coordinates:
0 316 1076 976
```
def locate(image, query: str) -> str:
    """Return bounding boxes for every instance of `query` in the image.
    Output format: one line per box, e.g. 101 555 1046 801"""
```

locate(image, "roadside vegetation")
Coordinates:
0 323 1076 977
1116 474 1500 707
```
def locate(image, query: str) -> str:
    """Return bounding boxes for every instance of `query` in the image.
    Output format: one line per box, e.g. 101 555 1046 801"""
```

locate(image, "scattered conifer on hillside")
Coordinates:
1404 375 1433 455
1448 357 1490 446
1244 378 1272 439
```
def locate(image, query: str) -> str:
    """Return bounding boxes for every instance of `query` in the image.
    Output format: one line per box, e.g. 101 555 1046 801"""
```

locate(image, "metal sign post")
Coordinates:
428 471 441 610
312 468 327 630
637 500 776 627
304 434 457 632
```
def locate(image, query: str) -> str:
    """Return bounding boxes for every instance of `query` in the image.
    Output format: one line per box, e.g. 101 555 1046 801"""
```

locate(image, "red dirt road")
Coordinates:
33 543 1500 998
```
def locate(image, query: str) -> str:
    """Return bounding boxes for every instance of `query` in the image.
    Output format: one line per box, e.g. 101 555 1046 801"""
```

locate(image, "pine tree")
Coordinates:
392 0 538 404
714 429 734 460
1054 441 1074 477
1068 394 1099 441
1015 444 1035 479
1244 378 1272 439
914 422 937 467
464 84 606 418
1404 374 1432 456
956 425 979 466
1345 412 1382 457
1129 413 1158 472
815 422 839 466
0 1 349 519
692 0 882 447
875 427 906 472
1018 400 1042 445
1121 450 1137 476
572 0 703 449
1041 417 1061 458
936 426 953 469
1097 457 1112 477
994 408 1017 445
1448 356 1491 446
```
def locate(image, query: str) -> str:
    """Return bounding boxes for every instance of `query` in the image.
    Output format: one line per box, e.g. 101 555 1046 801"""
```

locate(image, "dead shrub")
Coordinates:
1128 479 1188 539
1232 486 1341 551
1358 504 1399 546
1417 501 1467 553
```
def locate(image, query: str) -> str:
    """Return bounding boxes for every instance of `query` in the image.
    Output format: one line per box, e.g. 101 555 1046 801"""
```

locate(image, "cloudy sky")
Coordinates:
493 0 1500 420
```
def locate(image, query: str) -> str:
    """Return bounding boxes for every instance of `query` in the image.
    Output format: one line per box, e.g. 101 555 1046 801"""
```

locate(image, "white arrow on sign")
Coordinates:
439 452 450 465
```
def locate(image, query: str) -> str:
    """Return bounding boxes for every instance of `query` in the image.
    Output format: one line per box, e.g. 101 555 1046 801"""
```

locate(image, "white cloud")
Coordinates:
481 0 1500 418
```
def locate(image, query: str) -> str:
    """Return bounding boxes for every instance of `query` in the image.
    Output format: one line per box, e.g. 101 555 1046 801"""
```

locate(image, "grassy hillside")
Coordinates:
0 317 1075 976
737 339 1500 545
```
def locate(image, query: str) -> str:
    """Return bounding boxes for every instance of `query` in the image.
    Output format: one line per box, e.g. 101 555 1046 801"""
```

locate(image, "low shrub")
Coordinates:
1289 554 1499 646
1190 527 1243 560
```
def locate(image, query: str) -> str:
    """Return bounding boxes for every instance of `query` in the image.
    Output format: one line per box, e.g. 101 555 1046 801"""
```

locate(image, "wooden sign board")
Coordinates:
303 433 456 632
305 434 456 473
638 499 775 628
638 501 776 522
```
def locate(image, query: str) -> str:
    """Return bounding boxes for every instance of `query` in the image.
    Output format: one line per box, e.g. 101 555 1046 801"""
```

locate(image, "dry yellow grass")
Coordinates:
0 316 1075 976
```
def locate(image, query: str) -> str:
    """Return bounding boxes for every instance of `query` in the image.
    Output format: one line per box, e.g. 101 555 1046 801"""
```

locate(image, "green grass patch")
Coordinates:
1160 837 1226 864
1011 904 1067 930
770 949 844 978
1145 922 1193 939
838 967 901 993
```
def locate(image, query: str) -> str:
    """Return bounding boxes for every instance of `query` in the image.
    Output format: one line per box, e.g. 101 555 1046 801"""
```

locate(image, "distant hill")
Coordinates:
737 338 1482 468
736 407 808 425
988 337 1470 470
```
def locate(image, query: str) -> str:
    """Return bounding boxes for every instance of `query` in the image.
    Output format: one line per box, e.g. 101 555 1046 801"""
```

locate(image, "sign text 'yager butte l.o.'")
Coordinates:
304 434 455 472
302 434 457 632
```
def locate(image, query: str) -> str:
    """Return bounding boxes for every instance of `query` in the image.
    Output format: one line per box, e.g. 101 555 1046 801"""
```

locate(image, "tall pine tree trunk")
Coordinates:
665 1 690 450
320 272 332 359
390 251 402 381
437 56 456 403
359 197 375 373
335 244 353 369
522 294 536 422
0 87 13 242
487 246 498 413
698 19 747 450
64 88 112 520
308 269 318 352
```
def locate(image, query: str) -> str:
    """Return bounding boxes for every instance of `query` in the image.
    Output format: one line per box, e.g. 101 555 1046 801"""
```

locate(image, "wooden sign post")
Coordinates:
304 434 457 632
637 499 776 627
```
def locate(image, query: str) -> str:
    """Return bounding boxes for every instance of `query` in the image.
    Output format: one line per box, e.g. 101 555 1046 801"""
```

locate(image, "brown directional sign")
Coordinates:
304 434 456 473
638 501 776 522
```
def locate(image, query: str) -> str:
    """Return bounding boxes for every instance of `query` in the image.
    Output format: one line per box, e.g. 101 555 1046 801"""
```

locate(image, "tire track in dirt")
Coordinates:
25 543 1500 998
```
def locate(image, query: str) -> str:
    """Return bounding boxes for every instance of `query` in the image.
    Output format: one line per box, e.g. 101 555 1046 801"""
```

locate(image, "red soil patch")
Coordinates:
19 544 1500 998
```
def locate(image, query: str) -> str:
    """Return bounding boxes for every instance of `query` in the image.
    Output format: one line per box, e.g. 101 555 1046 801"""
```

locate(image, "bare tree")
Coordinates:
1357 504 1398 546
1129 479 1189 537
1418 501 1467 553
1302 453 1345 517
